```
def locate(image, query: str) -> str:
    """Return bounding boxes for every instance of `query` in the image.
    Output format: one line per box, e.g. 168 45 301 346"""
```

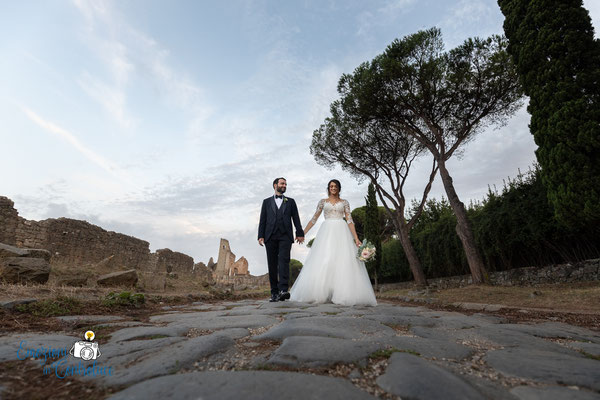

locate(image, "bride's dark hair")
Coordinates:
327 179 341 196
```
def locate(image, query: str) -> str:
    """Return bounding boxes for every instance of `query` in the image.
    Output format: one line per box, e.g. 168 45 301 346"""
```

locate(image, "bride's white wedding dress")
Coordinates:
290 199 377 306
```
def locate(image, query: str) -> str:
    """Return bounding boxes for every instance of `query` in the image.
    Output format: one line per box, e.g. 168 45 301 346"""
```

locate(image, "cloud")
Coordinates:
356 0 417 37
71 0 213 134
583 0 600 34
22 107 122 178
439 0 502 48
77 71 137 129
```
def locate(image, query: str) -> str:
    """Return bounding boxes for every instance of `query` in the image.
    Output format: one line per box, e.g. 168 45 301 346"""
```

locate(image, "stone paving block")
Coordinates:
0 298 38 309
216 328 250 340
283 312 315 319
108 370 377 400
101 337 185 359
369 304 425 315
499 322 600 344
376 352 483 399
568 341 600 357
224 307 308 316
268 336 383 367
149 310 223 322
457 372 522 400
92 321 150 328
0 333 79 362
384 336 475 360
55 315 125 323
108 325 190 342
486 347 600 391
255 316 395 341
363 314 439 328
454 325 579 354
510 385 600 400
83 332 236 388
151 313 278 330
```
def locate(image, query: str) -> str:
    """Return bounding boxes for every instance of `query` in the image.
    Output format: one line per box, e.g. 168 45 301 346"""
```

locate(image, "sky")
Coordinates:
1 0 599 275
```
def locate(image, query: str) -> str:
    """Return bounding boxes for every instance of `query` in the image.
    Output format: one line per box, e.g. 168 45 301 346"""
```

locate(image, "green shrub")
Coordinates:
16 296 82 317
103 291 145 308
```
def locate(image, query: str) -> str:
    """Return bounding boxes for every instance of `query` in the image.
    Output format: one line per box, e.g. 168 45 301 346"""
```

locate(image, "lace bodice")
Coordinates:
309 199 353 224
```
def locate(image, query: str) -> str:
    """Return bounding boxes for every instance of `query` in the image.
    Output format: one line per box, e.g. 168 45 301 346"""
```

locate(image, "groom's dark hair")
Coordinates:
273 177 286 187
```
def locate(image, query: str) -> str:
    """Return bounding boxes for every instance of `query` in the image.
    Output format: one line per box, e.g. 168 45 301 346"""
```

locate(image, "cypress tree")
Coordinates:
498 0 600 229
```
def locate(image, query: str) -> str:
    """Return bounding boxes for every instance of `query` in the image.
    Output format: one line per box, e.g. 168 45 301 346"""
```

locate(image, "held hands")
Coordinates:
295 236 305 244
258 238 264 247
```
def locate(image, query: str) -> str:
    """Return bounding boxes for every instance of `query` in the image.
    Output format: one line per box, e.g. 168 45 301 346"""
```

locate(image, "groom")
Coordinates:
258 177 304 302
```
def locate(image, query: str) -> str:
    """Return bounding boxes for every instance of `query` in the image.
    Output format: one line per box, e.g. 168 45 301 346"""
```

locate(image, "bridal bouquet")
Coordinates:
357 239 376 262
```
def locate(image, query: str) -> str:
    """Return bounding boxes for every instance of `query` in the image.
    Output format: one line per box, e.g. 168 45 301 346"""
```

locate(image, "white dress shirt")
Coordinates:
274 195 283 209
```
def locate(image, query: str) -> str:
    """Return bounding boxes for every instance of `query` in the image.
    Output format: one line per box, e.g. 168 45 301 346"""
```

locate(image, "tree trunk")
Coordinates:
438 160 489 284
396 219 428 287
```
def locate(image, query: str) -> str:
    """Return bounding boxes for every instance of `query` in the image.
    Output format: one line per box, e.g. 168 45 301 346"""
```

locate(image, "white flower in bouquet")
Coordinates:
357 239 376 262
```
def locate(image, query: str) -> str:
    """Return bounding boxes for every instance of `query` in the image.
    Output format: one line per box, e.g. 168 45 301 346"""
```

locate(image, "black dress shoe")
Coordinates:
279 291 290 301
269 293 279 302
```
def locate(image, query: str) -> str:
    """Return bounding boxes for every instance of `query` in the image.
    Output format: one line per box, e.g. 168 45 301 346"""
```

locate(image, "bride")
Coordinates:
290 179 377 306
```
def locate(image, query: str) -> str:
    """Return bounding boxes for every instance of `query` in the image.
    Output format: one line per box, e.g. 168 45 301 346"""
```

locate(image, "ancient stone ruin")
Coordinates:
0 196 268 291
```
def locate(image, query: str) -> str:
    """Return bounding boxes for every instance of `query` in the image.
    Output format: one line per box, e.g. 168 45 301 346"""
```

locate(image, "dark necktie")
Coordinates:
275 195 283 199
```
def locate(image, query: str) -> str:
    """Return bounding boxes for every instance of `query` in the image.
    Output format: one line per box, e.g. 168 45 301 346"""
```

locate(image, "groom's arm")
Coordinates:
290 199 304 239
258 199 267 241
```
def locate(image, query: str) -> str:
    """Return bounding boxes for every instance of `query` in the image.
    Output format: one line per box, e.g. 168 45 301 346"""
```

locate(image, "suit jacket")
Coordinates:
258 195 304 243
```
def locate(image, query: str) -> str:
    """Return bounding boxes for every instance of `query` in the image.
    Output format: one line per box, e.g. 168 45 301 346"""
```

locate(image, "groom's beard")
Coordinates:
277 187 286 194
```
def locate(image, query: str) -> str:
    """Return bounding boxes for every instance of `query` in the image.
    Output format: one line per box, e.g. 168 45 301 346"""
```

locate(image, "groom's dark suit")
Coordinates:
258 195 304 295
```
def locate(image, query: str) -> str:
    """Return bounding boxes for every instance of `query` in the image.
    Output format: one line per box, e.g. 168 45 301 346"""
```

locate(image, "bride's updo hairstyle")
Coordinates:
327 179 341 196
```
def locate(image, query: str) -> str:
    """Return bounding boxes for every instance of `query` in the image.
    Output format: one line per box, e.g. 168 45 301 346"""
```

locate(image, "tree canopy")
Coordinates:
498 0 600 229
317 27 523 284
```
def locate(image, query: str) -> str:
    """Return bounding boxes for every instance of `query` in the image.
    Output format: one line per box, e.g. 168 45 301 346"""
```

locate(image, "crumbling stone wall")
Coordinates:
1 197 151 269
38 218 151 269
154 248 194 274
193 262 215 283
0 197 195 281
379 258 600 291
0 197 19 245
214 238 250 278
214 273 270 290
1 196 267 291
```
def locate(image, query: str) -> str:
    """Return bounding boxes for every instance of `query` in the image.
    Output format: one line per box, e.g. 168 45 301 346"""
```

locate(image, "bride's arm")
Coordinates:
344 200 362 247
304 199 324 235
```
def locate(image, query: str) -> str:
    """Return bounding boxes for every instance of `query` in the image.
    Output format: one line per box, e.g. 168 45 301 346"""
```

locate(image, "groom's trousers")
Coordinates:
265 229 292 295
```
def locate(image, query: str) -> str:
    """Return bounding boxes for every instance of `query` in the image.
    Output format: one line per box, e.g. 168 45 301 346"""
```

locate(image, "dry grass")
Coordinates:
379 282 600 313
0 280 270 306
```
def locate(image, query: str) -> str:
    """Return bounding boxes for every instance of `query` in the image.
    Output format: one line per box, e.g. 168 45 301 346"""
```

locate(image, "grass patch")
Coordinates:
382 322 411 334
379 282 600 312
323 311 339 315
253 363 276 371
168 360 181 374
580 351 600 361
369 348 420 359
15 296 82 317
85 325 117 343
102 291 145 308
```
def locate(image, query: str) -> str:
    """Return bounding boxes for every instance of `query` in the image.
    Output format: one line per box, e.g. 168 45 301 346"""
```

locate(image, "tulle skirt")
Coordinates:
290 219 377 306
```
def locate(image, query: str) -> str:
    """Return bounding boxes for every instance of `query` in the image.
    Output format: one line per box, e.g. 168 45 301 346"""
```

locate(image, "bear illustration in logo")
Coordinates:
70 330 101 361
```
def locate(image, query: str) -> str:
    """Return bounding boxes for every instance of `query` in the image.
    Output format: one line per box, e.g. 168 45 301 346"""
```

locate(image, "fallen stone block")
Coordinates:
97 269 138 287
0 257 50 284
0 242 51 262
